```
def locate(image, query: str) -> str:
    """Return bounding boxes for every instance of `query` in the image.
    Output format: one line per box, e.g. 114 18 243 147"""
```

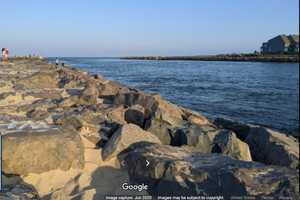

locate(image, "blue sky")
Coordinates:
0 0 298 57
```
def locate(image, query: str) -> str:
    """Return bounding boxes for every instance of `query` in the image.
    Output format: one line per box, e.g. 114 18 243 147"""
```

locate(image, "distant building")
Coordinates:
261 34 299 54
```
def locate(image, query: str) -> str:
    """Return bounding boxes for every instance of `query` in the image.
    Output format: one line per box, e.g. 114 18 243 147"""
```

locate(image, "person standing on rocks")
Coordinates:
55 58 59 66
1 48 9 61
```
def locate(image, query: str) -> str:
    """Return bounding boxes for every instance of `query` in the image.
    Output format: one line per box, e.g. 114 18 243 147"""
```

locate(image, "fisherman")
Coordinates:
55 58 59 66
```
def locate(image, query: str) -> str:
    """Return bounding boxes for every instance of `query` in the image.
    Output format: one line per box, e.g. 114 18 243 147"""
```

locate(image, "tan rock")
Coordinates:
106 106 127 124
102 124 161 160
0 92 39 107
78 81 99 105
153 94 184 121
16 71 59 89
79 122 101 147
181 108 211 126
212 130 252 161
2 127 85 175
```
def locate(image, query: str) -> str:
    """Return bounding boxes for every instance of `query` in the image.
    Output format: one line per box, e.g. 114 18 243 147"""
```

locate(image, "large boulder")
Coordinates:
16 71 59 89
109 91 157 116
78 81 99 105
145 95 185 144
102 124 161 160
111 92 185 145
57 67 91 89
55 115 83 130
26 90 62 100
0 183 39 200
181 108 210 126
145 116 180 145
171 124 213 151
106 106 127 124
121 143 299 199
79 120 120 148
19 98 57 114
111 92 182 119
246 127 299 169
57 96 79 108
0 92 38 107
2 127 84 175
211 130 252 161
213 118 299 168
124 104 146 128
213 118 252 140
26 108 50 120
99 81 132 103
173 125 252 161
152 95 184 121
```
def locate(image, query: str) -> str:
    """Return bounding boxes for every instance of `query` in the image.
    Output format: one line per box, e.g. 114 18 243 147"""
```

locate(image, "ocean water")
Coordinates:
50 58 299 133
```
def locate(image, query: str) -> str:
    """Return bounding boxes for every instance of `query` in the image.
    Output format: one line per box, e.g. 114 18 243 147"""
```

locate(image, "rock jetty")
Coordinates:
0 58 299 199
122 54 300 63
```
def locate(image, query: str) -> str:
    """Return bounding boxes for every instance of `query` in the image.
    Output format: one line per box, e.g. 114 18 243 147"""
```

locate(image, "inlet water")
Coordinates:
51 58 299 134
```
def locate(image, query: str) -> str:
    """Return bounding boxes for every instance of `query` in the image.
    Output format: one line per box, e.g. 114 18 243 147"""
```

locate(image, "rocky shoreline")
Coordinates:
0 58 299 199
122 54 300 63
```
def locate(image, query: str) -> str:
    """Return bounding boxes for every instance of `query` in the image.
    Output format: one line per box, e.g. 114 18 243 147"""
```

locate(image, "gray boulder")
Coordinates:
246 126 299 169
172 124 213 151
121 143 299 199
173 125 252 161
0 183 39 200
214 118 299 168
111 91 156 108
124 104 146 128
213 118 252 140
145 95 185 144
108 92 185 145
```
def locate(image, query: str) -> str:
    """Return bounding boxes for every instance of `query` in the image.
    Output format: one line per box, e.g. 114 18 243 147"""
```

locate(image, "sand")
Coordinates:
20 133 147 199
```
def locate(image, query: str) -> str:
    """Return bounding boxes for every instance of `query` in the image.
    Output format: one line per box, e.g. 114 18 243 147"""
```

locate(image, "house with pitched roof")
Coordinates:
261 34 299 53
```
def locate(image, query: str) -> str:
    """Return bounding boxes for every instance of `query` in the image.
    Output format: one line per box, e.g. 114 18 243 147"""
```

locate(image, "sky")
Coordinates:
0 0 299 57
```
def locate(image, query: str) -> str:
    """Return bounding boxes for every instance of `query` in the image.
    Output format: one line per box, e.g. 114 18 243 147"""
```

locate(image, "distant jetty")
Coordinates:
122 54 299 63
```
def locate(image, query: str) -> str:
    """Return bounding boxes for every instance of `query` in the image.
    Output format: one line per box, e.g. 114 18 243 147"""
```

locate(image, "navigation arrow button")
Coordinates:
121 160 126 167
146 160 150 167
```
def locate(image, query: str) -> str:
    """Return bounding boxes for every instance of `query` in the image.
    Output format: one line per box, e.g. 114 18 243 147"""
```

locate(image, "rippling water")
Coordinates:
50 58 299 133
